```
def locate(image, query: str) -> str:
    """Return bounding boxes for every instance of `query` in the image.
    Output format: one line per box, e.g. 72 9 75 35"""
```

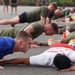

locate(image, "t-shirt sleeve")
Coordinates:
30 52 50 66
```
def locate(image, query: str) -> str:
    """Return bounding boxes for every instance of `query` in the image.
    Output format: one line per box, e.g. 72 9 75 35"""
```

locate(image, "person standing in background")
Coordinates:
10 0 18 15
3 0 9 14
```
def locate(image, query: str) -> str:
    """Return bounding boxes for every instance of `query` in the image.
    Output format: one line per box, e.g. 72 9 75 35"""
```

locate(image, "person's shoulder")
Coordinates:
0 36 13 43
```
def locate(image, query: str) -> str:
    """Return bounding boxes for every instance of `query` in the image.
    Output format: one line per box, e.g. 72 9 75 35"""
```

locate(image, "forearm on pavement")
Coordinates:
0 58 30 65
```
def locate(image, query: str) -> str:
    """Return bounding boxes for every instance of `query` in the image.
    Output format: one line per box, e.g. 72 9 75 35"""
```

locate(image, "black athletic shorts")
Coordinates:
18 12 28 23
47 11 54 19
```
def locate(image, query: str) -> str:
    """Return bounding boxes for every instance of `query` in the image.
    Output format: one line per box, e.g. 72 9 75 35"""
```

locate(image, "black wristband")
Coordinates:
40 43 42 46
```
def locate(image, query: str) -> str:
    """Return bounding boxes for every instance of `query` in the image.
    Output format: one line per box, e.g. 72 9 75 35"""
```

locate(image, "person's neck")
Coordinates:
12 40 19 52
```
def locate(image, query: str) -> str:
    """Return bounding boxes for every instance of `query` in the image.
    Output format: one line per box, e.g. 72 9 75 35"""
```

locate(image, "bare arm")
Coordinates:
0 58 30 65
40 16 51 25
40 16 46 24
45 17 51 25
61 65 75 71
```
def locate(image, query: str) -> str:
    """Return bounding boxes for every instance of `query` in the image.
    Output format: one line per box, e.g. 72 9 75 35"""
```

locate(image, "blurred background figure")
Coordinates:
57 4 65 10
3 0 9 14
10 0 18 15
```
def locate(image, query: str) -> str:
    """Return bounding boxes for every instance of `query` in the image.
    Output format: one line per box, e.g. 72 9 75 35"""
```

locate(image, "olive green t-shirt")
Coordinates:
61 32 75 43
0 21 44 39
59 8 70 18
30 21 44 39
26 6 48 23
52 8 70 20
21 21 44 39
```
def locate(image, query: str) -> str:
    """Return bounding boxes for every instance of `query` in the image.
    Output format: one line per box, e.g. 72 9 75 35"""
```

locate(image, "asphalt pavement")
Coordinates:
0 5 75 75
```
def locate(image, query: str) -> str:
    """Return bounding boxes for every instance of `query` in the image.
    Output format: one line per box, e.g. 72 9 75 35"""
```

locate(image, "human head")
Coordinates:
68 39 75 49
48 2 57 12
54 9 61 17
14 31 32 53
44 23 58 35
70 8 75 13
53 54 72 70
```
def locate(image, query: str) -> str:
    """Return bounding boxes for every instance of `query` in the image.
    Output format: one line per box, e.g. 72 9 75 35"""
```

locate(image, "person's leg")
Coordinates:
3 5 8 14
11 7 13 15
6 5 8 13
15 7 17 15
0 16 20 25
11 12 28 27
3 5 5 13
0 27 19 38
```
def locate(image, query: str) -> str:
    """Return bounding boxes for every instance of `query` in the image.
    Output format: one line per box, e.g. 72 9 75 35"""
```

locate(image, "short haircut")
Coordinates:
50 2 57 9
53 54 72 70
51 23 58 33
60 4 65 9
15 31 32 40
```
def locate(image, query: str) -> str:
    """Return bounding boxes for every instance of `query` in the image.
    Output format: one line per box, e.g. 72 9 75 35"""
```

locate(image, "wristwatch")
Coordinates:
39 43 42 46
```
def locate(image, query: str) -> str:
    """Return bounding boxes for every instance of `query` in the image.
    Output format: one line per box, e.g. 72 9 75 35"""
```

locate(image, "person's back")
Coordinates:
26 6 49 23
52 8 70 20
60 8 70 17
26 21 44 39
0 36 14 58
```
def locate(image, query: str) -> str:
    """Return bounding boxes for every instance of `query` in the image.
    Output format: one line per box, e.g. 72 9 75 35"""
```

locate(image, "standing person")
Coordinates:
1 42 75 71
10 0 18 15
57 4 65 11
0 2 58 27
0 31 32 69
3 0 9 14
